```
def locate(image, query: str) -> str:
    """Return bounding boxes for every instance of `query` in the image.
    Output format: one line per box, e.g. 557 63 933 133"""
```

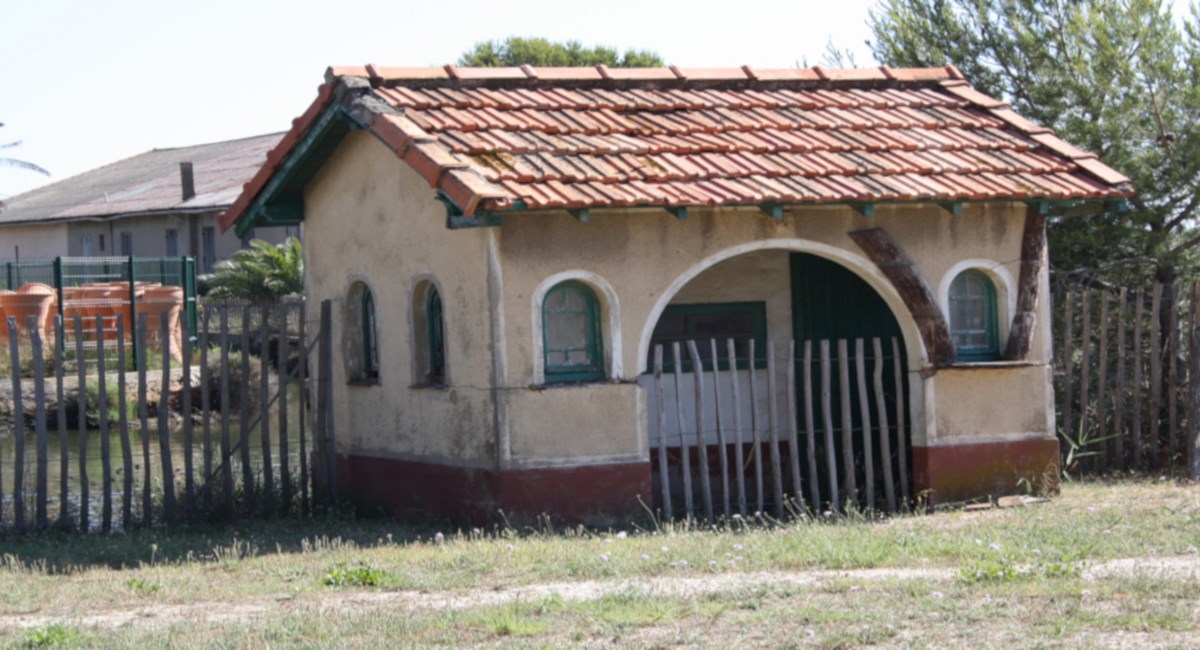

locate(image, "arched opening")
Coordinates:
345 280 379 383
642 249 914 516
411 279 447 385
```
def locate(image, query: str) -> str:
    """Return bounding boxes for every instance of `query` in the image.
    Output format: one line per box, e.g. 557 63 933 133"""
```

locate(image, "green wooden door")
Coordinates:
789 253 910 508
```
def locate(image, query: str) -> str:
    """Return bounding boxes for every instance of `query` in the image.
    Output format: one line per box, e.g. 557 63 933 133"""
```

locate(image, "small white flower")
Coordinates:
931 591 945 599
605 538 613 544
732 514 742 520
988 543 1001 552
823 510 833 517
708 560 717 567
434 532 445 544
599 554 609 562
1081 589 1092 597
735 556 743 562
725 552 732 558
616 531 628 539
733 543 743 551
849 585 862 592
661 546 670 553
640 554 650 561
974 539 983 545
678 560 688 567
1102 529 1112 535
1032 549 1042 556
506 543 514 552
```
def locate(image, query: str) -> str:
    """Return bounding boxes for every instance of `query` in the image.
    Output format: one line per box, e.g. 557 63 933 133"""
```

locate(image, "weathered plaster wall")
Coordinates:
0 223 69 260
495 201 1053 464
302 131 497 465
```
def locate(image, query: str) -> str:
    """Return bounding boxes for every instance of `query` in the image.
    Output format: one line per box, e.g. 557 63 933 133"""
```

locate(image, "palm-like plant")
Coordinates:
205 237 303 302
1 123 50 206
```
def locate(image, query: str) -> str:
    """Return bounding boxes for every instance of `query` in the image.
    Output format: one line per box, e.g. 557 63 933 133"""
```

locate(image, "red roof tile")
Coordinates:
220 66 1133 227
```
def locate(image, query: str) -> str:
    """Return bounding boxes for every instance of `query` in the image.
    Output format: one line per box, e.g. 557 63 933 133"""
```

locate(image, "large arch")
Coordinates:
635 239 929 376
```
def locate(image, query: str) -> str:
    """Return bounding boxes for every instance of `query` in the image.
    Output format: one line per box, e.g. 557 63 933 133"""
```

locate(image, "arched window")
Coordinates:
542 281 604 383
426 287 445 384
948 270 998 361
361 285 379 379
412 281 447 385
346 281 379 383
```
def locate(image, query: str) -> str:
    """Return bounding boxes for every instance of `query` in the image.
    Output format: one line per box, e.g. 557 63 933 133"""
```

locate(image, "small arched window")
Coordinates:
948 270 998 361
361 285 379 379
346 281 379 383
542 281 604 383
426 287 446 384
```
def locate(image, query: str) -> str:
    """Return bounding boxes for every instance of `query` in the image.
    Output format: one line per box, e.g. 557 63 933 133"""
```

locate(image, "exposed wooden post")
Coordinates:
76 314 90 532
802 340 820 511
892 337 910 502
1097 291 1110 469
855 338 875 511
748 339 764 514
1168 283 1180 468
30 321 49 529
219 306 234 514
9 319 25 531
686 340 714 523
838 340 857 507
710 339 731 518
765 340 784 518
137 313 152 527
200 307 212 514
848 228 956 366
159 312 176 523
1132 289 1144 469
318 299 337 504
873 338 896 513
56 315 69 528
1114 288 1127 469
1061 292 1075 455
260 306 274 515
181 307 193 519
1080 291 1092 464
1150 285 1162 469
117 315 133 530
820 340 839 513
653 345 671 520
671 342 692 518
239 305 254 513
298 300 310 516
727 338 747 516
785 340 803 512
277 302 292 513
1004 207 1047 360
1191 283 1200 480
95 318 111 532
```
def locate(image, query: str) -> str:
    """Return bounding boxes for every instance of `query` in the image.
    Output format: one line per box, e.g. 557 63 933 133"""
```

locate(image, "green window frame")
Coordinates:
426 286 446 384
948 270 999 361
648 301 767 373
362 285 379 379
542 281 604 383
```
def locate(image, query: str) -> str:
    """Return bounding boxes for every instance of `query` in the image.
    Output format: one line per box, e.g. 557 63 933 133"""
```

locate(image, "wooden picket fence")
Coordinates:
1 299 336 532
648 337 910 521
1056 282 1200 478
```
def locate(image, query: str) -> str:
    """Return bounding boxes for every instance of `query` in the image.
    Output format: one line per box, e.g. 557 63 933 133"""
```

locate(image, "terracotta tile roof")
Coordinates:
220 66 1131 230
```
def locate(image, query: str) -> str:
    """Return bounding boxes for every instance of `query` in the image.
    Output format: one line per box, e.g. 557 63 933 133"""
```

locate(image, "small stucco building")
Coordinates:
1 133 295 272
221 64 1130 524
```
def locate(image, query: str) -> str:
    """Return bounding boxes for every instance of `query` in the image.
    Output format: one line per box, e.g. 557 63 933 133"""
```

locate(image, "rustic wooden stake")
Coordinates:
298 301 310 516
892 337 909 502
686 340 714 523
75 315 90 531
710 339 730 518
748 339 764 514
727 338 747 516
765 340 784 518
219 306 234 514
9 319 25 531
1097 291 1110 469
838 339 857 507
239 306 254 514
95 318 111 532
1132 289 1144 469
803 340 820 511
137 313 151 527
1191 283 1200 480
277 302 291 513
117 315 133 531
1079 291 1092 464
1150 285 1162 469
1168 283 1180 468
55 315 68 528
30 322 49 529
181 307 193 519
653 345 671 520
200 307 212 513
1114 288 1127 469
260 306 274 515
820 340 839 513
855 339 875 511
872 338 896 513
1061 292 1075 457
159 312 176 523
671 342 692 518
785 340 803 512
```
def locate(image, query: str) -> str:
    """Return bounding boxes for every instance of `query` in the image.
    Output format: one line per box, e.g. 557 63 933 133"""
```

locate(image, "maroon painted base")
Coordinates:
335 454 652 526
912 439 1060 505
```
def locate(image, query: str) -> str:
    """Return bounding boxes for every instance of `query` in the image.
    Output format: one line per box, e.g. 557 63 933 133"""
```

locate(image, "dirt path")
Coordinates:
2 555 1198 632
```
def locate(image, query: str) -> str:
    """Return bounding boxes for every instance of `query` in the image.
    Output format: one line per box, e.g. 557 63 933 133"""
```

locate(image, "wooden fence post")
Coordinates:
653 345 671 520
8 319 25 530
318 299 336 504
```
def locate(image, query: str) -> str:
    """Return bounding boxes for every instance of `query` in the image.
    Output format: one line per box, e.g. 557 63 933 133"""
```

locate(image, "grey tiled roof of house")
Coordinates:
0 132 283 226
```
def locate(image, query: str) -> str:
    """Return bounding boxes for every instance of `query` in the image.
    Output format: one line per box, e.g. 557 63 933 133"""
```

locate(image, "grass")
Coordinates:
0 479 1195 647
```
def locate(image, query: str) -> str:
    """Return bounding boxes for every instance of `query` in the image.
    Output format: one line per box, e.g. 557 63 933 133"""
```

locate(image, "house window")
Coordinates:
201 226 216 272
120 232 133 256
648 302 767 372
411 281 446 385
542 281 604 383
346 281 379 383
948 270 999 361
165 229 178 257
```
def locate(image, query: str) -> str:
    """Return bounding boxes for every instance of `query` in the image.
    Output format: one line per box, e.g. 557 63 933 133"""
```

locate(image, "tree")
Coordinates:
458 37 663 68
203 237 303 302
867 0 1200 287
1 123 49 205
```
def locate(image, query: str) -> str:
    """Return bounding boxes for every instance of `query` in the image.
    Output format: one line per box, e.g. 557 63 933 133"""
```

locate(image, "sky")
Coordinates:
0 0 881 198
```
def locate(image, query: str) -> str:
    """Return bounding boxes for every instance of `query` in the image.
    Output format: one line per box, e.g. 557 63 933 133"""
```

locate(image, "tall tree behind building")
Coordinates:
868 0 1200 286
458 37 663 68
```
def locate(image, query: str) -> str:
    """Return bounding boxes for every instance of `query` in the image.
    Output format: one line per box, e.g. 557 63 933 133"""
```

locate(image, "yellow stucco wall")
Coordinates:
302 131 498 464
301 131 1055 470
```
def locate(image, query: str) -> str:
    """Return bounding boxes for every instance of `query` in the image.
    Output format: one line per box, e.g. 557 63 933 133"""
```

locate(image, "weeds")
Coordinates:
322 563 385 587
21 624 81 648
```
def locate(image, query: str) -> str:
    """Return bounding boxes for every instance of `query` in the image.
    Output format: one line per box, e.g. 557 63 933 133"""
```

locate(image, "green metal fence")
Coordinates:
1 256 198 361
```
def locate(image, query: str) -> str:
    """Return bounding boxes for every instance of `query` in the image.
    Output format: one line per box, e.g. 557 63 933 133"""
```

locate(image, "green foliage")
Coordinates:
79 377 136 427
867 0 1200 285
204 237 303 302
126 577 161 595
322 563 385 587
458 37 663 68
21 624 81 648
1 122 50 178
